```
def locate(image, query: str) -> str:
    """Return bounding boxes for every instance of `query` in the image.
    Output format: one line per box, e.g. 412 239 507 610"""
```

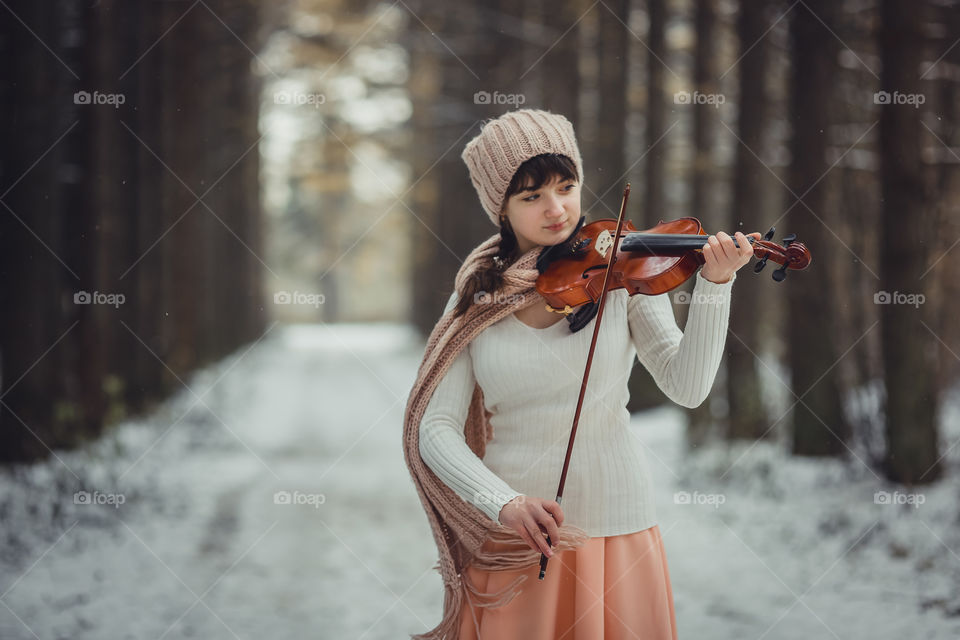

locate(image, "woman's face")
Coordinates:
502 175 581 253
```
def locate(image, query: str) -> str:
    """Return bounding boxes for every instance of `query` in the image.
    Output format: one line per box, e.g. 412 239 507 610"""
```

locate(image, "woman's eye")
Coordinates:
522 184 574 202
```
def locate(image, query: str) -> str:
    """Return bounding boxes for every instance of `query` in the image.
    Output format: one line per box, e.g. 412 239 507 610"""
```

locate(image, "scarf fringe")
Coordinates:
410 524 591 639
409 580 462 640
473 524 591 570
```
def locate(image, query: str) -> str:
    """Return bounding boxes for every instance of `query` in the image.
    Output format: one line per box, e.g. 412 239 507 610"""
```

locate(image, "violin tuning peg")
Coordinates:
782 233 796 244
763 226 776 241
753 256 768 273
772 262 788 282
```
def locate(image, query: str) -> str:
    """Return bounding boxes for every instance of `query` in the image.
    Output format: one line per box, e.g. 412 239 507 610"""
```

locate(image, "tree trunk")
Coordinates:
593 0 630 215
643 0 666 227
407 0 446 335
0 1 79 460
685 0 717 446
538 0 583 131
878 0 941 483
726 0 771 441
131 0 170 409
0 0 264 462
627 0 674 412
787 0 851 456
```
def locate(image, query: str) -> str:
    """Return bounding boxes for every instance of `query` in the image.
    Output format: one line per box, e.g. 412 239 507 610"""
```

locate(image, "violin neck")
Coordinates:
620 233 751 256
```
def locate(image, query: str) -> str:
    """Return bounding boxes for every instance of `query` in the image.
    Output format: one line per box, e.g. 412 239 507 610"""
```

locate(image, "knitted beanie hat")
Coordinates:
461 109 584 227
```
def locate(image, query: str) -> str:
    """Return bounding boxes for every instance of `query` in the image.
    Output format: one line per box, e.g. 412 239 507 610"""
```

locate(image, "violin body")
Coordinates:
537 216 810 315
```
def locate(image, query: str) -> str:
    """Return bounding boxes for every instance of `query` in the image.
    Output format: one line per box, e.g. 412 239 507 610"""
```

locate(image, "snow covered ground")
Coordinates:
1 322 958 639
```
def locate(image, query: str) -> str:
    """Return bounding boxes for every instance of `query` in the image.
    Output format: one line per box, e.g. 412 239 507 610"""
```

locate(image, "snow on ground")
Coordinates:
1 322 958 639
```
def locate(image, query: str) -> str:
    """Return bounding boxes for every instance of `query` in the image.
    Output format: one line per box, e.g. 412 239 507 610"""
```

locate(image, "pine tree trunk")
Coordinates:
878 0 941 483
407 0 446 335
628 0 673 412
538 0 583 130
593 0 630 215
726 0 771 441
685 0 718 446
0 1 79 460
787 0 851 456
643 0 666 228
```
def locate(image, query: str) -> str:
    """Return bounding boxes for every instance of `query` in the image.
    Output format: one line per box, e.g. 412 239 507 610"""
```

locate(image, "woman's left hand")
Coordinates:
700 231 762 284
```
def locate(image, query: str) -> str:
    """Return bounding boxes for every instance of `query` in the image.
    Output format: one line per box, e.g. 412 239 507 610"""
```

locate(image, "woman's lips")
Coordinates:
545 220 566 231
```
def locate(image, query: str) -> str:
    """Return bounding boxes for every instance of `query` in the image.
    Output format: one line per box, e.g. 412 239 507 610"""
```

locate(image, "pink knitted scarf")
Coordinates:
403 232 590 639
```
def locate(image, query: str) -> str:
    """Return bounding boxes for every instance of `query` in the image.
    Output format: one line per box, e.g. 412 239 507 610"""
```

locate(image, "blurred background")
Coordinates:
1 0 959 638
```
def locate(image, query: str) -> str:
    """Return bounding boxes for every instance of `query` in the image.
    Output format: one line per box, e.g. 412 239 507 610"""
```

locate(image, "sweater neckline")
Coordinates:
508 311 567 332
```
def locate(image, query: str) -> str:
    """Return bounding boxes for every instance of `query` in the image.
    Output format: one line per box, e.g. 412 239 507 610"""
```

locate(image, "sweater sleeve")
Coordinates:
627 270 736 408
418 292 524 522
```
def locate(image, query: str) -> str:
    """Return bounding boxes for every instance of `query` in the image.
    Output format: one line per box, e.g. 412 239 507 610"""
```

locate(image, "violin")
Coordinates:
535 184 811 581
534 203 811 332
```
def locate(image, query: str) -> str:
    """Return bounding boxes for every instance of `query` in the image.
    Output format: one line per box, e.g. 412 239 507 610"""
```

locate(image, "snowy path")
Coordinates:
1 323 958 639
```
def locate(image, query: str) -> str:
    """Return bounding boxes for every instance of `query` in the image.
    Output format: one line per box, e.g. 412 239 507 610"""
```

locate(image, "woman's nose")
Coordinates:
542 194 564 217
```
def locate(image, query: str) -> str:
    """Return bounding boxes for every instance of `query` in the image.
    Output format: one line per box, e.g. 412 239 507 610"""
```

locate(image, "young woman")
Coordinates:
403 108 759 640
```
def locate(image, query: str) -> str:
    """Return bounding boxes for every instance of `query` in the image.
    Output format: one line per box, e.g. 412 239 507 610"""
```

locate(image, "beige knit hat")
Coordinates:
461 109 584 227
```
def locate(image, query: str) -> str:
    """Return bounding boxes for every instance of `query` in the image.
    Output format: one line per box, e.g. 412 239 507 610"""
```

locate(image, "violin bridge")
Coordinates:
594 229 613 258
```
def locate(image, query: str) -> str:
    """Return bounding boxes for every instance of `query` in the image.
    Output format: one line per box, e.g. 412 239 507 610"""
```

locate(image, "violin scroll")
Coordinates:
749 225 812 282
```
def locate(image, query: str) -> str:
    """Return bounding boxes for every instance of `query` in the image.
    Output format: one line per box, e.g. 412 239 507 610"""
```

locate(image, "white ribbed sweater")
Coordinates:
419 270 736 537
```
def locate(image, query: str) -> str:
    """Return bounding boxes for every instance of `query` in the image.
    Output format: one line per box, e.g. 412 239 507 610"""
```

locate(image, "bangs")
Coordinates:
504 154 578 202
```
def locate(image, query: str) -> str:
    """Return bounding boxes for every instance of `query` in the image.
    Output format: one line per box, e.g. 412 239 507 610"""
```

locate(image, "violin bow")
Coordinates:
539 183 631 580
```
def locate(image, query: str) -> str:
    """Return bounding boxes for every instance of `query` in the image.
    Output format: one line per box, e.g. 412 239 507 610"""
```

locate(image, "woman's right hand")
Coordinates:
498 495 564 557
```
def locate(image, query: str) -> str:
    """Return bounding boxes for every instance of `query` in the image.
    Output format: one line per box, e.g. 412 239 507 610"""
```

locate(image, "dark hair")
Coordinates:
453 153 579 318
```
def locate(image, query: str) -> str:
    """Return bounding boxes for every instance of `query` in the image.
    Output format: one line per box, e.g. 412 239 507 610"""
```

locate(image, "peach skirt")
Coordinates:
458 525 677 640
